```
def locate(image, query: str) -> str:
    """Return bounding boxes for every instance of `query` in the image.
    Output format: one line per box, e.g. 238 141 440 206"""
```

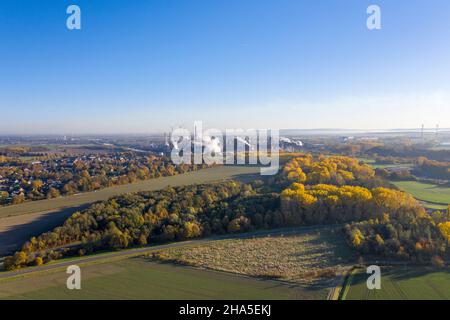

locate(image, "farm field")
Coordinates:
391 181 450 209
0 165 260 255
343 267 450 300
0 257 322 300
152 226 355 287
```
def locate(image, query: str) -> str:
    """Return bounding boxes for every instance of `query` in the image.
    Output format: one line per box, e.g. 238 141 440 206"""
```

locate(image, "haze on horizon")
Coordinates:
1 0 450 134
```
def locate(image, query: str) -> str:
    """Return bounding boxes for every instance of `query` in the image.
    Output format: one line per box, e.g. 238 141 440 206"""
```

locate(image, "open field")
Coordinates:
152 226 354 287
418 202 449 210
0 165 260 255
0 228 336 300
357 157 414 169
343 267 450 300
372 163 414 169
391 181 450 208
0 258 316 300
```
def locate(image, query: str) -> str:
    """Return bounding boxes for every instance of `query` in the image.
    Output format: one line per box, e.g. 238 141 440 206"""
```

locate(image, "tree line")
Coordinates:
4 154 449 270
281 156 449 263
345 209 450 265
414 157 450 180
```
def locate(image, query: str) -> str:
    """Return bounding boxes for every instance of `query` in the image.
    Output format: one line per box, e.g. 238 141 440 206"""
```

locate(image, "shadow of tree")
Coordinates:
0 204 90 255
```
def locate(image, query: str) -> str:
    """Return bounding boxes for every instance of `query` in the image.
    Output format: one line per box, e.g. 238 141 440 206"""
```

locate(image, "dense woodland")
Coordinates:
4 154 450 270
345 211 450 265
280 154 378 187
414 157 450 180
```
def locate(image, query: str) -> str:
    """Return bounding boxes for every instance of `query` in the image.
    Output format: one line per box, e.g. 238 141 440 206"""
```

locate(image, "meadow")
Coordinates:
391 180 450 209
0 257 322 300
343 267 450 300
356 157 414 169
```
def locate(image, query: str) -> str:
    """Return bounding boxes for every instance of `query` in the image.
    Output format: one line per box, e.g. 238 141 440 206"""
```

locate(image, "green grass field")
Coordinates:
0 258 323 300
391 181 450 208
372 163 413 169
343 267 450 300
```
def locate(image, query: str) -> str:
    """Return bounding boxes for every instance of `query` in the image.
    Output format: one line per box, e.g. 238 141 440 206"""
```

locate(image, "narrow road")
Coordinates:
0 226 333 281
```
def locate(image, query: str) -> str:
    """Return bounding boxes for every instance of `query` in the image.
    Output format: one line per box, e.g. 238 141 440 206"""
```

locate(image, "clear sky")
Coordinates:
1 0 450 134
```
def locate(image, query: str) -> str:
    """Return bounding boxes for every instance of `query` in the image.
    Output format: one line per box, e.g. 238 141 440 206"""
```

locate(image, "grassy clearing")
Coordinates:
343 267 450 300
0 258 319 300
391 181 450 207
357 158 413 169
151 227 354 287
371 163 413 169
356 157 376 164
419 202 449 210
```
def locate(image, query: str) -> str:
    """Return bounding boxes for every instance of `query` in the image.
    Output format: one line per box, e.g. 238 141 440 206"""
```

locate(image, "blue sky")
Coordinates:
1 0 450 134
